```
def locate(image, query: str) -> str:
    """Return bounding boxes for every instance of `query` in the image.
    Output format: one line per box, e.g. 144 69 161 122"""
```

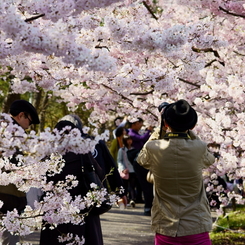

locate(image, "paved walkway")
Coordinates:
21 204 218 244
22 203 154 245
101 203 154 245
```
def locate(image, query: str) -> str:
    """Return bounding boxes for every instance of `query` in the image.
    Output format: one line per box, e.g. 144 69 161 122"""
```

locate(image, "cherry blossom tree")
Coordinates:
1 0 245 243
0 113 118 244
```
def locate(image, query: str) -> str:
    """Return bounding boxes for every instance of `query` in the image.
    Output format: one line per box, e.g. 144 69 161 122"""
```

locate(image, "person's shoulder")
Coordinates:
188 131 207 144
127 128 133 134
145 139 165 149
187 132 210 154
118 146 124 152
98 139 106 145
94 139 103 148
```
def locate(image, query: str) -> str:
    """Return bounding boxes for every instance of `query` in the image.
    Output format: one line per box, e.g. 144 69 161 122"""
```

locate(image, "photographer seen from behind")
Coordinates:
137 99 215 245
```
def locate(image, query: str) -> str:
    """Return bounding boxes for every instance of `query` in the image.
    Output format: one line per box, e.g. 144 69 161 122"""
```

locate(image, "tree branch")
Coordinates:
205 59 225 67
143 1 158 20
25 14 45 23
101 83 158 120
234 50 245 56
219 6 245 18
95 44 110 52
178 77 200 88
130 89 154 96
192 47 220 58
139 75 165 83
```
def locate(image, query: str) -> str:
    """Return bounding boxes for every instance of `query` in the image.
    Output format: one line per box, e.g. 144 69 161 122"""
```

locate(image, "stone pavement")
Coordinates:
22 203 154 245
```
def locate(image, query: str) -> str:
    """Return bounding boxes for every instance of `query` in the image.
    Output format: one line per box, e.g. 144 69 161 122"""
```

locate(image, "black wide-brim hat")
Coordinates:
163 99 197 131
10 100 40 124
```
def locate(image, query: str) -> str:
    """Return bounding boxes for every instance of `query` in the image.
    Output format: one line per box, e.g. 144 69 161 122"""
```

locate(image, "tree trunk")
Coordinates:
32 89 49 132
2 94 21 113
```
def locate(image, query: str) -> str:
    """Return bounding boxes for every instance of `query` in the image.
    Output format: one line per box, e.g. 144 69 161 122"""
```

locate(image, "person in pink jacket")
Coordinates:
137 99 215 245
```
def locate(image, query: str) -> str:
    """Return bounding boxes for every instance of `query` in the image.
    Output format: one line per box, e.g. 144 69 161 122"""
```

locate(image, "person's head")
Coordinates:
54 120 77 134
163 99 197 132
55 114 83 134
123 135 133 148
9 100 40 130
114 117 123 127
129 118 144 132
115 126 126 138
58 114 83 131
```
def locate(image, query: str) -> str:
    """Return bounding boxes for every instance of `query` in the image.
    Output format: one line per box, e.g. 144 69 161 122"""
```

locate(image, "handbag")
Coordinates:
80 153 112 216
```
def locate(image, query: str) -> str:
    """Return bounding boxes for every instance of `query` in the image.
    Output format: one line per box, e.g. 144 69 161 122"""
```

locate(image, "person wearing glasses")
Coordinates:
9 99 40 129
0 99 40 245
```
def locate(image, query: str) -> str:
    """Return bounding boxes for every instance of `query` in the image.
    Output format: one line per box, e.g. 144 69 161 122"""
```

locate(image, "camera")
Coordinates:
158 102 169 119
158 102 169 113
158 102 169 136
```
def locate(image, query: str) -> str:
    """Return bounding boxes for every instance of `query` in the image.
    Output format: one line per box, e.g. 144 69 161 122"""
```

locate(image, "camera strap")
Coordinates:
163 132 190 139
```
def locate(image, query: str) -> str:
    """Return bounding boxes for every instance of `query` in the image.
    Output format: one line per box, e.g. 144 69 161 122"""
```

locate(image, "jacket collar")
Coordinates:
163 132 190 139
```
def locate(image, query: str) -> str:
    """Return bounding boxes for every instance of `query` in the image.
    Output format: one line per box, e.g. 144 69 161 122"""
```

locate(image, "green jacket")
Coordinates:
109 138 119 167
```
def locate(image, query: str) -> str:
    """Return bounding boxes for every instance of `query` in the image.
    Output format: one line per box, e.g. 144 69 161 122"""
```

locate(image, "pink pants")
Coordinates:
155 232 212 245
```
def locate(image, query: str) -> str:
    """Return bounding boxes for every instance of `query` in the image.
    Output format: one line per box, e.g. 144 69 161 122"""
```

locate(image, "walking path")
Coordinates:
23 203 154 245
22 204 218 244
101 203 154 245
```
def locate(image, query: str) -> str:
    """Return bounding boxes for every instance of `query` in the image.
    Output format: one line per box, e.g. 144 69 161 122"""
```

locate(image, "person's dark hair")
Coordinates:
10 100 40 124
115 127 124 137
114 117 123 127
57 114 84 133
54 120 76 134
54 114 84 136
135 118 143 123
123 135 132 148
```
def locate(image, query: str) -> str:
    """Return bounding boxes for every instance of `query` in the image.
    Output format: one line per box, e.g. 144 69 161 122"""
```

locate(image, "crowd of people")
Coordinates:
109 117 154 214
1 99 244 245
0 100 153 245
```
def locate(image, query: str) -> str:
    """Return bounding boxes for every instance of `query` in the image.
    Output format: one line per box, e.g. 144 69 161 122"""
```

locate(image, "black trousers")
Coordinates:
133 161 154 210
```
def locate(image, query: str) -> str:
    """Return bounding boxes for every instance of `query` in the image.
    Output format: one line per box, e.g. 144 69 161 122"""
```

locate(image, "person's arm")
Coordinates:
117 117 127 128
189 130 215 168
147 127 160 141
147 126 167 141
202 146 215 168
129 129 151 144
136 143 151 170
117 148 126 172
113 117 127 138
